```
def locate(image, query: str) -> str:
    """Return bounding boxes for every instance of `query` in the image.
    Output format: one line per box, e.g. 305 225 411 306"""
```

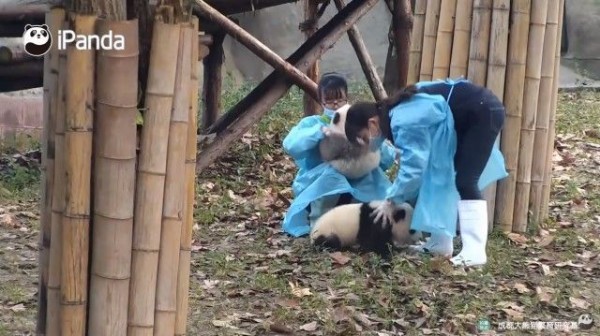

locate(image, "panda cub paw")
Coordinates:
321 126 332 137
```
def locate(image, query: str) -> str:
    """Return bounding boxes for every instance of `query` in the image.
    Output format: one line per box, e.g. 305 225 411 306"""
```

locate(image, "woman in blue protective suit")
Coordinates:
281 72 398 237
344 78 508 267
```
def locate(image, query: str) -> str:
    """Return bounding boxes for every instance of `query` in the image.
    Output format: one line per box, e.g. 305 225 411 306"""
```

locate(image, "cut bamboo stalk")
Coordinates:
448 0 473 77
512 0 548 233
407 0 427 84
61 14 96 336
484 0 510 230
494 0 531 232
419 0 441 81
466 0 491 85
154 22 192 335
431 0 456 79
302 0 321 115
529 0 560 223
175 17 200 336
541 0 565 221
87 18 139 336
46 18 67 336
127 20 181 336
38 8 63 335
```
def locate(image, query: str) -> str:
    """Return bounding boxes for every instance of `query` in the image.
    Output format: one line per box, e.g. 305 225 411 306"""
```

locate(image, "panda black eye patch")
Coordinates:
42 31 47 36
332 113 340 125
30 31 36 37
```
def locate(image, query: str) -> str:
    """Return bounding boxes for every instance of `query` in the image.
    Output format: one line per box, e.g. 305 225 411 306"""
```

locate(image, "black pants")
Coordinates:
420 81 505 200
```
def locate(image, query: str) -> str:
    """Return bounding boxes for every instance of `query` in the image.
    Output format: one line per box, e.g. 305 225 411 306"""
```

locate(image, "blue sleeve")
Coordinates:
379 140 398 171
386 125 431 202
282 116 326 161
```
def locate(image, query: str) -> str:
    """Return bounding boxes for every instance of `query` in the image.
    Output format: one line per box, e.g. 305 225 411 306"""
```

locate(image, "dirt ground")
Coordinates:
0 88 599 335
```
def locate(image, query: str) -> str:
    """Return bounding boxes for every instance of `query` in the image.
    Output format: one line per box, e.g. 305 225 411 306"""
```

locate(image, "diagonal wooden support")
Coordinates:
196 0 379 174
333 0 387 101
195 0 319 101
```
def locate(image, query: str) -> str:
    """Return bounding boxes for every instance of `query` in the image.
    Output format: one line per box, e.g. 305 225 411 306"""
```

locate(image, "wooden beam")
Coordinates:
196 0 380 174
0 58 43 77
0 44 33 64
302 0 321 116
202 30 225 131
194 0 320 101
392 0 413 88
333 0 387 101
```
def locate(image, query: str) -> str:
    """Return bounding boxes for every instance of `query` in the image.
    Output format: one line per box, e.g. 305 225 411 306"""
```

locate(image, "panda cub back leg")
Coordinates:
312 234 343 251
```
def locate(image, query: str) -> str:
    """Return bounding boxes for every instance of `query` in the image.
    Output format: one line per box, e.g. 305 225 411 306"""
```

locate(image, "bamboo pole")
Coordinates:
154 22 192 335
61 14 96 336
128 20 181 336
37 8 63 335
540 0 565 221
466 0 491 85
431 0 456 80
448 0 472 77
529 0 560 224
46 17 67 336
87 18 139 336
483 0 509 230
194 0 319 101
494 0 531 232
407 0 426 84
175 17 200 335
391 0 413 88
302 0 321 115
512 0 548 233
419 0 440 81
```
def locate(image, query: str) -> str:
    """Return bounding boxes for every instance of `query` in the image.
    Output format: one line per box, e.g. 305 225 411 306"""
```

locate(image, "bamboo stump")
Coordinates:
87 19 139 336
448 0 473 77
419 0 441 81
407 0 427 84
431 0 456 80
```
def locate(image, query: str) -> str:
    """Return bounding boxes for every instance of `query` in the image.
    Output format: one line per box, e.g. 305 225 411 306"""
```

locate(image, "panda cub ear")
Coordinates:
392 208 406 223
25 24 32 31
41 24 49 30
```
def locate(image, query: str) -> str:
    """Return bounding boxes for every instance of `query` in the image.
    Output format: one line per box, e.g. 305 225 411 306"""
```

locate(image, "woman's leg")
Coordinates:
451 90 505 266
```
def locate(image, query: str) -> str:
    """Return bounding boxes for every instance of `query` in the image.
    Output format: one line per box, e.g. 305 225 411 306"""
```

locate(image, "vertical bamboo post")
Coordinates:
419 0 441 81
128 20 181 336
87 19 139 336
303 0 320 115
540 0 565 221
431 0 456 80
175 17 200 335
494 0 531 232
201 31 224 130
154 22 192 335
407 0 427 84
483 0 510 230
46 17 67 336
513 0 548 233
37 8 63 334
529 0 560 223
61 14 96 336
448 0 473 77
467 0 491 85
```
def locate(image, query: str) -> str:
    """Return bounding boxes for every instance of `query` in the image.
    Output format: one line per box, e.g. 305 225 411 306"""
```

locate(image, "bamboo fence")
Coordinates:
406 0 564 232
407 0 427 84
36 5 200 336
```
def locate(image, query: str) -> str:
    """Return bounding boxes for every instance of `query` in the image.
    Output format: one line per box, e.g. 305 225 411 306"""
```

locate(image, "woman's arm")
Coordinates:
282 116 326 160
378 140 399 171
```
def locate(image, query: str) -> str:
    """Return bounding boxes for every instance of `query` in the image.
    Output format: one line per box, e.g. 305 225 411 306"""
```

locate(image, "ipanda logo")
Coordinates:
23 24 125 57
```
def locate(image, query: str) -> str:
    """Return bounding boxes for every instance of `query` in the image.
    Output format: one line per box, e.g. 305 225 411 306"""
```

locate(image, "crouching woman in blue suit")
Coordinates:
344 78 508 267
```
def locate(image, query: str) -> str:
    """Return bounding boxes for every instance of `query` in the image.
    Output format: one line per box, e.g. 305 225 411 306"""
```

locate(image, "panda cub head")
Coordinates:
23 24 52 57
310 201 418 259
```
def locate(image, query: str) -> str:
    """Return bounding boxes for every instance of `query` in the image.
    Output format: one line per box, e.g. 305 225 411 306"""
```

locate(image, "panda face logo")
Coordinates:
578 314 594 330
22 24 52 57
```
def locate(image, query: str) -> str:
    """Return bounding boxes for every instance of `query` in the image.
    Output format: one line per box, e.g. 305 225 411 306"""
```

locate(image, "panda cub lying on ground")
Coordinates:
310 201 418 259
318 104 382 179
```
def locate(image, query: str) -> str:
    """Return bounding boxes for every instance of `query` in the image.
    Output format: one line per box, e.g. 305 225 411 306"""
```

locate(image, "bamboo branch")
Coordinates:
333 0 386 100
194 0 319 101
197 0 380 173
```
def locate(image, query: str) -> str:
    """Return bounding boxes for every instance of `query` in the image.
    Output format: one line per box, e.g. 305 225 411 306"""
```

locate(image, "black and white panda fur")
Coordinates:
318 104 381 179
310 200 418 258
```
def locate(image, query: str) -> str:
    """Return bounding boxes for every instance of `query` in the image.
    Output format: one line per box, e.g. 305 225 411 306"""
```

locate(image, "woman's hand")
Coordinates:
370 199 397 229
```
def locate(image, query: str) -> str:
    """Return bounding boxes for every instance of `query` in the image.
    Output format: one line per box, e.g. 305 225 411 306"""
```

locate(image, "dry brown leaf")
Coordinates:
289 281 312 298
9 303 26 312
329 252 351 265
276 298 299 309
569 297 591 309
514 283 530 294
299 321 318 332
507 233 528 245
269 323 293 334
536 287 555 303
0 213 17 228
538 235 554 247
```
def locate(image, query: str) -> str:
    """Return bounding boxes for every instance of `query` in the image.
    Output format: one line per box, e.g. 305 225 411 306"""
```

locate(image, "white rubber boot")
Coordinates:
450 200 488 267
410 232 454 257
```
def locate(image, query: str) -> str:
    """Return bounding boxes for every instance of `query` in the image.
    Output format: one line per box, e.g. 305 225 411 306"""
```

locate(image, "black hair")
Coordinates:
318 72 348 102
345 85 418 144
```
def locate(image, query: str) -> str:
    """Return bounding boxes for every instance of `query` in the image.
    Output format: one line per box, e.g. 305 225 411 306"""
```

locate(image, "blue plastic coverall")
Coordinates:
385 78 508 237
281 109 398 237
